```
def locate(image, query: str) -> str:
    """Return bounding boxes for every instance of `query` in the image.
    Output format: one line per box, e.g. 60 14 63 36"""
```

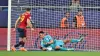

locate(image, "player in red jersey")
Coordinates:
11 8 34 51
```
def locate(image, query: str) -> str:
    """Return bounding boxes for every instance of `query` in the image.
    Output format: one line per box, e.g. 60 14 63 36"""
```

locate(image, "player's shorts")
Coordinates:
54 40 64 48
17 28 26 38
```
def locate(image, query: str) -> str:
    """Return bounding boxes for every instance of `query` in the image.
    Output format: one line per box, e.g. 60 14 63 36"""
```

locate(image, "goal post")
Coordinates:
7 0 11 51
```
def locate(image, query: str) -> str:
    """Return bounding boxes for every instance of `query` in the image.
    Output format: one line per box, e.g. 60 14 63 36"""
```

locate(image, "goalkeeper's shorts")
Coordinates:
54 40 64 48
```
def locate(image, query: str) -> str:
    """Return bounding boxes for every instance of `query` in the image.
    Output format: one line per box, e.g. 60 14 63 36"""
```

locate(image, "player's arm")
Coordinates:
82 16 85 27
47 40 53 44
40 40 47 51
47 36 53 44
64 19 68 27
40 40 44 48
14 17 20 29
27 19 34 30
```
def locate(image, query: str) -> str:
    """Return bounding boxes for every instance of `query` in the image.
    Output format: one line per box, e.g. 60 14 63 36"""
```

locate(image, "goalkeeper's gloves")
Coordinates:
44 43 51 47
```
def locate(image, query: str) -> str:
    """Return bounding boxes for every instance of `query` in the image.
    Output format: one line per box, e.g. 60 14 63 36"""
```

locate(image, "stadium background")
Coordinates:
0 0 100 51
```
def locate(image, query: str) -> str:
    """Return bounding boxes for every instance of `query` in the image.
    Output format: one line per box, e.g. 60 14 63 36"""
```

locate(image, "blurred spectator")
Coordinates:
69 0 82 12
60 12 70 28
73 11 86 28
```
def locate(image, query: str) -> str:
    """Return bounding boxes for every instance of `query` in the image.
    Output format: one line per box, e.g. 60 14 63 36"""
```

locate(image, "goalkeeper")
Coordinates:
39 31 86 51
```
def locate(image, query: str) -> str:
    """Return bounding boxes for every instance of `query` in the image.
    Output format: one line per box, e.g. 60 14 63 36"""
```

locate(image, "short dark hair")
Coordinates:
26 8 31 11
64 12 70 15
39 31 45 34
78 9 83 12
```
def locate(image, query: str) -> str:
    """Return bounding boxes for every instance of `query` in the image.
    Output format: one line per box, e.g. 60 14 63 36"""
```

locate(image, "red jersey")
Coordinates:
18 12 31 29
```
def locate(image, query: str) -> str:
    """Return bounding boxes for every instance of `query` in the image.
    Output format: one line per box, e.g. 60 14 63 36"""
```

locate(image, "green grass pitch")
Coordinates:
0 51 100 56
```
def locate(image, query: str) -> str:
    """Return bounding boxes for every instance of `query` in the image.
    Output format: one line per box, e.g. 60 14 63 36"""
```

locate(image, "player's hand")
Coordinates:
31 28 34 31
46 42 51 45
13 28 16 32
82 23 85 27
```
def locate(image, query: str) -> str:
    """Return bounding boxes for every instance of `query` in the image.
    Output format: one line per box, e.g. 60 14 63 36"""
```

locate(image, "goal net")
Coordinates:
8 0 100 51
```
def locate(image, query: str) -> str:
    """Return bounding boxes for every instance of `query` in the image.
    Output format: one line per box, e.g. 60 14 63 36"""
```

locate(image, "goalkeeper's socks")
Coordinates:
70 39 80 43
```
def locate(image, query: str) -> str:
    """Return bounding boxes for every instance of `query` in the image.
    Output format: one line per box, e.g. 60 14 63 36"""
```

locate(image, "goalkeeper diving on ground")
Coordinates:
39 31 87 51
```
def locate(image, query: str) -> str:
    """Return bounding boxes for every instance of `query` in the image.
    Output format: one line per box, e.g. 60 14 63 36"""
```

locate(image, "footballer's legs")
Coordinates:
54 40 74 51
11 28 27 51
55 46 66 51
70 34 86 43
55 46 74 51
64 34 86 43
53 34 87 51
11 37 27 51
55 46 60 51
19 37 27 51
19 29 27 51
63 39 83 44
11 38 23 51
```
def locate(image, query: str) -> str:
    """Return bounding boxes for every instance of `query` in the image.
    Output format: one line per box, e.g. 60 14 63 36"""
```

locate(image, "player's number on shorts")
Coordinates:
20 15 25 22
